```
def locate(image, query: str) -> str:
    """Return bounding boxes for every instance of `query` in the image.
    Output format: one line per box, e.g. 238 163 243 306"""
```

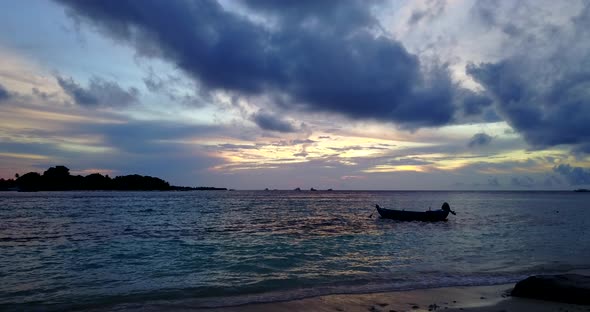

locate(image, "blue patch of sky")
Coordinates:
0 1 140 94
0 1 212 121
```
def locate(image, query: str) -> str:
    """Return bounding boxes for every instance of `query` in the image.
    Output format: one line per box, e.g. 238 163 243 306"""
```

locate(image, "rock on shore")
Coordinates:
511 274 590 305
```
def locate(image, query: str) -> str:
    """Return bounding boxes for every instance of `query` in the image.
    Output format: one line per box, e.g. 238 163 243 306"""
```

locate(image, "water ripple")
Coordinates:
0 190 589 310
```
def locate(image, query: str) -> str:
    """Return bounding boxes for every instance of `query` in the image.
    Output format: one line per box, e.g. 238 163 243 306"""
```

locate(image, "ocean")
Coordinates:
1 191 589 310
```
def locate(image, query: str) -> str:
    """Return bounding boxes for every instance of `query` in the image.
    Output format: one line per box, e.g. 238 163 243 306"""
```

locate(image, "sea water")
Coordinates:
1 191 589 310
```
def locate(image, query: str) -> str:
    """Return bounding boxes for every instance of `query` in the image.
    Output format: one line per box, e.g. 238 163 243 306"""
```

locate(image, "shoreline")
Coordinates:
81 269 590 311
199 283 588 312
196 284 587 312
99 282 590 312
190 284 514 311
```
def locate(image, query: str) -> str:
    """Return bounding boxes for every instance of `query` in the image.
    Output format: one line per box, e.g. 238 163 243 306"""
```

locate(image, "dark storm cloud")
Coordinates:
243 0 378 31
467 2 590 153
553 164 590 185
0 83 11 102
457 90 499 123
251 111 296 133
56 0 463 128
57 76 139 107
467 132 492 148
462 91 493 116
572 143 590 155
468 60 590 151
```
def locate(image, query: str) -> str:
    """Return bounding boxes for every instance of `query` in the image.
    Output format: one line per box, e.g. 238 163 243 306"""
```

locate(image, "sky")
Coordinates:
1 0 590 190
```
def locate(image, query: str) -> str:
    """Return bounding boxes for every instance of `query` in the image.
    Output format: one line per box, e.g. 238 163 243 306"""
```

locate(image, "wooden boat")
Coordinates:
375 202 455 222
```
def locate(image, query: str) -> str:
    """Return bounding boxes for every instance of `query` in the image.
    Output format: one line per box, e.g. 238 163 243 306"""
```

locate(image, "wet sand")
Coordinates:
188 283 589 312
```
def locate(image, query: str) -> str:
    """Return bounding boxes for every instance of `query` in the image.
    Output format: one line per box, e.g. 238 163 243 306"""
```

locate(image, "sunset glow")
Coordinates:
0 0 589 190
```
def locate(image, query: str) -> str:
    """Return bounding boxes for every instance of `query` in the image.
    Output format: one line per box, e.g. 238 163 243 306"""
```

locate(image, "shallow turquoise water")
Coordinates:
1 191 589 310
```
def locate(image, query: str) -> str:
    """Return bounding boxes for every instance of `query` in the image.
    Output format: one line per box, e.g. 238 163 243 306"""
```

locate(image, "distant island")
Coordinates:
0 165 227 192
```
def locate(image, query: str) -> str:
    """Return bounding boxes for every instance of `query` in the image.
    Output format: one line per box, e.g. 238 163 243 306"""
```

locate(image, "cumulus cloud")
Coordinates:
467 1 590 153
55 0 473 128
407 0 447 26
251 111 296 133
57 75 139 107
31 87 59 101
553 164 590 185
142 69 204 107
467 132 492 148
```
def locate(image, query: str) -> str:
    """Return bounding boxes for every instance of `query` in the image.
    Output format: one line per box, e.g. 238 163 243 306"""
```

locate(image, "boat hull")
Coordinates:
376 207 449 222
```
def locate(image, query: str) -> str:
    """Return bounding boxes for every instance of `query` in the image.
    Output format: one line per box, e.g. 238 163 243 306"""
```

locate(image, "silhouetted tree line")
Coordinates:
0 166 226 192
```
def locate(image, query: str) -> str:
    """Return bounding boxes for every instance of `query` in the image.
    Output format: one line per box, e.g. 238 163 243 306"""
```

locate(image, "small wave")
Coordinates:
0 272 530 311
185 273 523 309
179 265 590 309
